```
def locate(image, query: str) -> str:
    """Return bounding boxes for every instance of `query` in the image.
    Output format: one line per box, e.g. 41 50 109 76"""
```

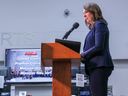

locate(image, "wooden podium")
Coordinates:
41 39 81 96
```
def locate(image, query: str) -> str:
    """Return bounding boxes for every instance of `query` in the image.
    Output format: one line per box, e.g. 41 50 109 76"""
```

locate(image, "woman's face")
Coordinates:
83 11 94 26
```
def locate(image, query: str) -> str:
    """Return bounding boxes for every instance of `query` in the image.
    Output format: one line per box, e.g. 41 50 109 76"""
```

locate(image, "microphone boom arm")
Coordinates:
62 27 74 39
62 22 79 39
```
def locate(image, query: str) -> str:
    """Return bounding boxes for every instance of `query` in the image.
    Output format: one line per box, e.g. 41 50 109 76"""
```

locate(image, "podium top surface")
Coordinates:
41 42 80 60
55 39 81 53
41 41 81 66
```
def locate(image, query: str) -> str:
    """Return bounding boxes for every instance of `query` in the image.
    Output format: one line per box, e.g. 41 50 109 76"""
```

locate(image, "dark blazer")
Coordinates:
82 19 114 69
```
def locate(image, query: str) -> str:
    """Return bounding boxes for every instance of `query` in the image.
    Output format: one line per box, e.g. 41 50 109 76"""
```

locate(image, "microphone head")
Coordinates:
73 22 79 29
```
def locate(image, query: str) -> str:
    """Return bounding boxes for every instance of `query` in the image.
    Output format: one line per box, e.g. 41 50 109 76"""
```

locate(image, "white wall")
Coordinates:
0 0 128 60
109 60 128 96
0 0 85 61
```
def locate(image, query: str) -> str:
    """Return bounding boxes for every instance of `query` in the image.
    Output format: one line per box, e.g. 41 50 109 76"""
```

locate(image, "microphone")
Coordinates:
62 22 79 39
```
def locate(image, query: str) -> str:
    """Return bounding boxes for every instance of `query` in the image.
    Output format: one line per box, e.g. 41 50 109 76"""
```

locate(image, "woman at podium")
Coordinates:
81 2 114 96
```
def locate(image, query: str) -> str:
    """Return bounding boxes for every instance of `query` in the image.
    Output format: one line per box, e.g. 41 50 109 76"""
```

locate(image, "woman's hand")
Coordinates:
80 52 86 63
80 52 85 58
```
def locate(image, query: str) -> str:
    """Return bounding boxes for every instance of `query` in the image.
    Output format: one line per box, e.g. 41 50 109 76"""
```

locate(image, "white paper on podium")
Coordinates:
76 73 84 87
0 76 4 88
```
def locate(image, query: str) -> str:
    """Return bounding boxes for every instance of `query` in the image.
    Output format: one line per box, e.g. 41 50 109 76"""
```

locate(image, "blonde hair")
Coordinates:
84 3 104 21
83 3 107 29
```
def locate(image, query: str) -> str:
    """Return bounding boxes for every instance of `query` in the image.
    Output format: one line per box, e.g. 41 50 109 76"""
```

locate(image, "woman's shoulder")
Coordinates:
94 19 108 30
94 19 109 32
95 19 108 26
